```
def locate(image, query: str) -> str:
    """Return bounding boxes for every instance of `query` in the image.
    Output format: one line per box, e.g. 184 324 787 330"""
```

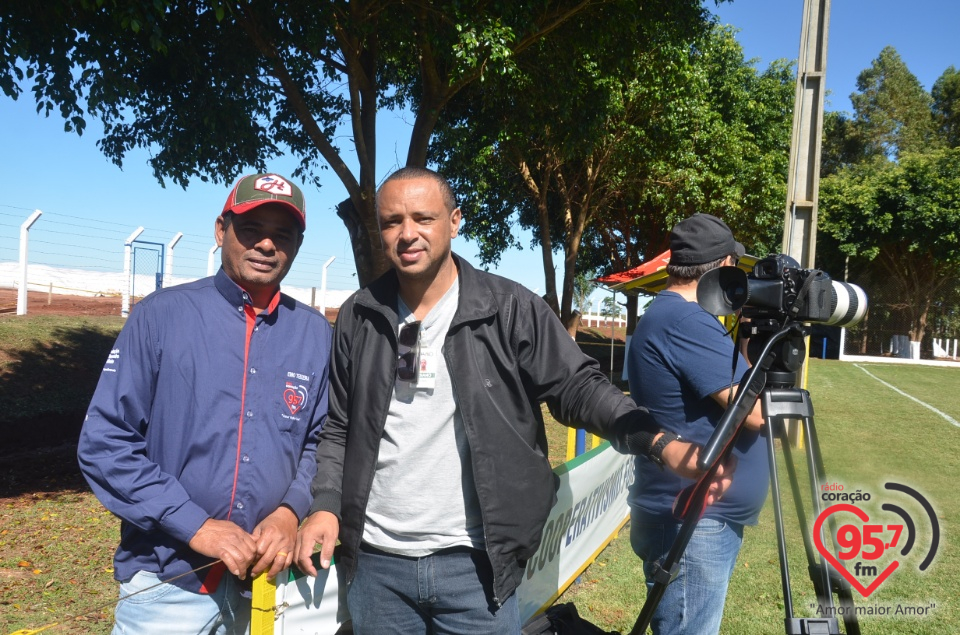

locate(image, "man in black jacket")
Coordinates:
295 167 726 634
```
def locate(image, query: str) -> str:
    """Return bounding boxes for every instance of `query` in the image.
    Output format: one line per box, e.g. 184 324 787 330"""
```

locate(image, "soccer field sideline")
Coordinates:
852 363 960 428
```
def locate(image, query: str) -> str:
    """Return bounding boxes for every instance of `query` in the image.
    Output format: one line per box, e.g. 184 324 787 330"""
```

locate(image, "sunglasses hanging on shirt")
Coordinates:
397 321 422 382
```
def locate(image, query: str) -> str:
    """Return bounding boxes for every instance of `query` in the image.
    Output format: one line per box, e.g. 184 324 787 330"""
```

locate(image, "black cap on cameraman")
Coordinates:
669 214 745 266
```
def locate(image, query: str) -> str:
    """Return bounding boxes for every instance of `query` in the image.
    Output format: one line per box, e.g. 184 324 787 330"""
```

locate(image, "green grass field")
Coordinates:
1 315 958 634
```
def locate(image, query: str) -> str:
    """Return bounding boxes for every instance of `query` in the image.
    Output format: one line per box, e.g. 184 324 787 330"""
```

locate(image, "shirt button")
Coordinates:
238 306 243 312
236 502 244 510
249 367 257 374
242 454 250 463
246 410 254 418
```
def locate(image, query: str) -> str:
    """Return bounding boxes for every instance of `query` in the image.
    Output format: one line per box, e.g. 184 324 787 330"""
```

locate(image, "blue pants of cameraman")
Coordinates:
630 509 744 635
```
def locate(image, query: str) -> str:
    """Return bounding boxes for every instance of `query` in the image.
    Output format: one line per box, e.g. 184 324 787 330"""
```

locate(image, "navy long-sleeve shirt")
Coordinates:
78 269 332 592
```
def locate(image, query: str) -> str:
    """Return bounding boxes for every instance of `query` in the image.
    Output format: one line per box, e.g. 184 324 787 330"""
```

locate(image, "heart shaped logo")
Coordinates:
283 384 308 415
813 503 900 597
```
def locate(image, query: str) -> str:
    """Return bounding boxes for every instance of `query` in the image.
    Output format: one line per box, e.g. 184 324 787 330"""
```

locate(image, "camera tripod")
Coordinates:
629 321 860 635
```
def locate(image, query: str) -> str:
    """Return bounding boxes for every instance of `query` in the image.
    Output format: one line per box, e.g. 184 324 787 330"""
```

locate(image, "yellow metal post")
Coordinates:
251 573 278 635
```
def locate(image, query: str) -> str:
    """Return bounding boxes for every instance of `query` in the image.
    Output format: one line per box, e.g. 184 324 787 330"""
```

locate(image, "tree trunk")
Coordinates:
909 296 932 344
336 197 390 287
520 160 560 317
537 206 561 317
559 240 581 333
557 205 596 335
557 171 593 333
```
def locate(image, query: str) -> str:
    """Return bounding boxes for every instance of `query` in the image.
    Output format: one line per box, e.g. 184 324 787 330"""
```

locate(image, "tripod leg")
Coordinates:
764 416 797 622
801 415 861 635
776 419 835 609
762 389 843 635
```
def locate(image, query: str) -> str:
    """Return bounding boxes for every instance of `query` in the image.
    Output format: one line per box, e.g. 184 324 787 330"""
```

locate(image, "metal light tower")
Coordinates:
783 0 831 389
782 0 831 270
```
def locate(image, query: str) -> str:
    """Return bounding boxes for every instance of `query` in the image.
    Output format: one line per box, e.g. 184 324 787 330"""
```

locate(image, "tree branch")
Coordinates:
237 5 361 202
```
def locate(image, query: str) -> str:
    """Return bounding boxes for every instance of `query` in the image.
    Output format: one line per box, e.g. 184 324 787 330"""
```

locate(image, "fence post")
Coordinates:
207 245 220 276
16 209 42 315
165 232 183 287
122 227 145 317
319 256 336 319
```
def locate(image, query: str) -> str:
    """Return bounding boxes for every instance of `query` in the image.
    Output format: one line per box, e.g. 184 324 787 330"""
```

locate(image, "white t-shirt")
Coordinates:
361 280 485 555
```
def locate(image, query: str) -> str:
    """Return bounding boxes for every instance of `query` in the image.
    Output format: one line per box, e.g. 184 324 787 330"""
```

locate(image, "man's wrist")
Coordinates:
649 431 682 469
271 504 300 524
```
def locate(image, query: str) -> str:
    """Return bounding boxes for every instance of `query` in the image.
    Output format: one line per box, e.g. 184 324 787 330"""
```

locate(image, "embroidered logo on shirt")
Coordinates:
102 348 121 373
283 382 308 415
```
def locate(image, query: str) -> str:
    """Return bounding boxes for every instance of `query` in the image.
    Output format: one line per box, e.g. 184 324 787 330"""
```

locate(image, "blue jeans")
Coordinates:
630 509 744 635
347 544 521 634
112 570 250 635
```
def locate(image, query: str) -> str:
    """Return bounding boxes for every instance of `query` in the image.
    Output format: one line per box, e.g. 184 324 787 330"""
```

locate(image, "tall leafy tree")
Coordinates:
820 52 960 350
432 0 712 328
820 111 864 177
819 149 960 344
433 16 793 331
848 46 939 160
932 66 960 148
0 0 609 284
598 24 794 260
600 295 622 319
585 25 793 329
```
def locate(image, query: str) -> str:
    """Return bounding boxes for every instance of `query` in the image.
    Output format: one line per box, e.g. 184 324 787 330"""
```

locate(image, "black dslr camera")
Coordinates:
697 253 867 327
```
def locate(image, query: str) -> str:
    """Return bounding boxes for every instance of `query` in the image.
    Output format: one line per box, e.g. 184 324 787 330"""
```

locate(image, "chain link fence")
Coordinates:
131 242 163 306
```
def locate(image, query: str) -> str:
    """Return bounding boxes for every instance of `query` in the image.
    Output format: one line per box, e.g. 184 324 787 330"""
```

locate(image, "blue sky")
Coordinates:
1 1 957 305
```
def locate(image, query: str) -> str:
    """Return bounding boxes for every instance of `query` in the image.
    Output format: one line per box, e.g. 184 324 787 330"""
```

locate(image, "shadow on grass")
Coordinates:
0 324 117 497
0 441 90 498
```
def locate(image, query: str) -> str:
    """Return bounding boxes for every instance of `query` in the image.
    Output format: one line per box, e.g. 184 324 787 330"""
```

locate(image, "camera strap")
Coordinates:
724 312 743 410
787 269 826 320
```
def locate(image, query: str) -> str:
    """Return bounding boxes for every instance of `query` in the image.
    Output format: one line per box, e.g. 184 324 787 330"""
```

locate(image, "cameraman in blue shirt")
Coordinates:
627 214 768 635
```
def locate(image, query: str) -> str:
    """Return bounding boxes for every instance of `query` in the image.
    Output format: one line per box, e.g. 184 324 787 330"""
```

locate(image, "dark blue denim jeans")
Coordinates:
630 509 744 635
346 544 520 634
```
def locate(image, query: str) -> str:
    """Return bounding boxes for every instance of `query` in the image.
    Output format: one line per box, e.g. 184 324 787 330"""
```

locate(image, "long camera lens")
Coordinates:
825 280 868 327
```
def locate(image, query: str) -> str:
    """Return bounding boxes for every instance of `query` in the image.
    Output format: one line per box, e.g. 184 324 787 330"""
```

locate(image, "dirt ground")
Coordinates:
0 288 123 318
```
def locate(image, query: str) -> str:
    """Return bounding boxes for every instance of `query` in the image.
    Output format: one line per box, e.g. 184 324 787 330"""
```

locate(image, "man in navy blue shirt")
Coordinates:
627 214 768 635
78 173 332 634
